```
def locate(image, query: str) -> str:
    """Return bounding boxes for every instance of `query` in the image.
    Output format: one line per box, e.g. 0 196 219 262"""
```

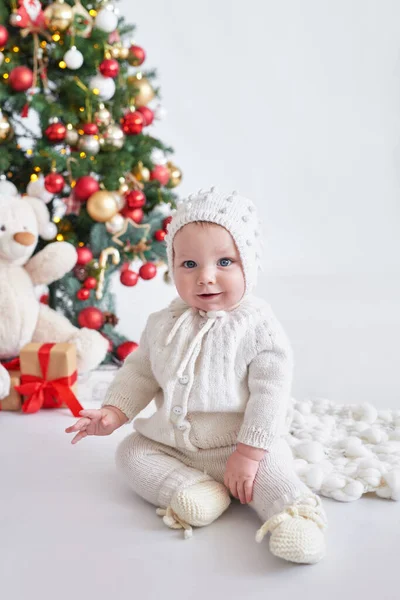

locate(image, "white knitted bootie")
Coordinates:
255 496 327 564
156 481 231 539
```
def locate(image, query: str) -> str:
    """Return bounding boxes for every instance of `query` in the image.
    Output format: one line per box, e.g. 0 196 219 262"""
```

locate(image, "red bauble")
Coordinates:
139 262 157 280
83 276 97 290
136 106 154 126
78 307 104 330
150 165 170 186
128 45 146 66
0 25 9 47
44 172 65 194
82 123 99 135
76 288 90 301
76 246 93 265
125 189 146 209
40 294 49 305
120 269 139 287
116 341 138 361
74 176 100 202
121 111 145 135
45 122 67 142
121 207 144 223
99 58 119 78
163 216 173 230
9 66 34 92
154 229 166 242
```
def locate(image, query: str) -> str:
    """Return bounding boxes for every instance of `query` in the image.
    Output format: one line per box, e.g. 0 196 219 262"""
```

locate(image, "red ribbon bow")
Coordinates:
15 344 83 417
0 357 21 372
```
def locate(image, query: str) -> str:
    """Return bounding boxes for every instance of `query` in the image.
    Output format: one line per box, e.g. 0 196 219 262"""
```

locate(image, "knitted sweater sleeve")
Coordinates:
101 320 160 422
237 320 293 451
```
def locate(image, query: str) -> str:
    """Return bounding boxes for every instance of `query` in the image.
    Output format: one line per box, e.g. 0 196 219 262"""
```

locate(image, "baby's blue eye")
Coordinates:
183 260 197 268
218 258 232 267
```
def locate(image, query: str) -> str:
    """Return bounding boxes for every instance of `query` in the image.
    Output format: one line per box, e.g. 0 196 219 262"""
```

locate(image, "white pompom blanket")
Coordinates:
286 398 400 502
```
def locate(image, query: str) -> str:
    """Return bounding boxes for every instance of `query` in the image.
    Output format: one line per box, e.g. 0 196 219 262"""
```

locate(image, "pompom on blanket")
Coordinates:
287 398 400 502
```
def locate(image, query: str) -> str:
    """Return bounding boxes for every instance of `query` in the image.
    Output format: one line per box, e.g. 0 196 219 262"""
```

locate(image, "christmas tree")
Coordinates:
0 0 181 364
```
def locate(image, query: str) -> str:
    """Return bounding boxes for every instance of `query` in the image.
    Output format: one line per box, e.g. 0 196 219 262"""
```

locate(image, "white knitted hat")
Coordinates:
165 187 262 294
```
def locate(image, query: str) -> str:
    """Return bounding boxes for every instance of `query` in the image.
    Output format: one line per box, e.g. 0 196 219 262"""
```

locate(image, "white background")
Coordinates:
109 0 400 407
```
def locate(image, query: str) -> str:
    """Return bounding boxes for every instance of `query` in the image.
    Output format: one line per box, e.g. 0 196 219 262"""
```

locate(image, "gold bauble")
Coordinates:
99 123 125 152
87 190 118 222
94 104 112 128
167 161 182 188
0 111 14 144
119 47 129 60
127 75 155 107
132 161 150 182
109 46 121 59
44 0 74 32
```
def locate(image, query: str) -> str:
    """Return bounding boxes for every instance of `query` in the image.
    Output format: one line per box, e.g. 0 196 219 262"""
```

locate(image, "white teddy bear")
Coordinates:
0 193 108 400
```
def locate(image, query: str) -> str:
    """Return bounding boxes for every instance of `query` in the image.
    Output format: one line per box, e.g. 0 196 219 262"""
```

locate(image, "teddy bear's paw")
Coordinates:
0 365 11 400
69 328 108 372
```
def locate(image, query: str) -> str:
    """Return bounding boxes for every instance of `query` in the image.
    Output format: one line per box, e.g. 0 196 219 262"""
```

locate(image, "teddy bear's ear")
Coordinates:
23 196 52 237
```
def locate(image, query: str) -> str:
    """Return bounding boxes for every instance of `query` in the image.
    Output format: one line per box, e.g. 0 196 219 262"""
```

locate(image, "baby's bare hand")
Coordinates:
65 407 127 444
224 449 260 504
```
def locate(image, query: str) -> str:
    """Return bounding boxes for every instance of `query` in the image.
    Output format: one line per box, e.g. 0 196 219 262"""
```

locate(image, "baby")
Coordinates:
66 188 327 564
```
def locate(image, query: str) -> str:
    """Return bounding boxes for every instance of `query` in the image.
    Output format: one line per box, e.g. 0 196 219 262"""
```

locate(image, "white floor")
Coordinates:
1 274 400 600
1 408 399 600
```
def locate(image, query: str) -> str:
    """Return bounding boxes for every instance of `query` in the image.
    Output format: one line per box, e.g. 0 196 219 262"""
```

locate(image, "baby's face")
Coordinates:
173 222 245 312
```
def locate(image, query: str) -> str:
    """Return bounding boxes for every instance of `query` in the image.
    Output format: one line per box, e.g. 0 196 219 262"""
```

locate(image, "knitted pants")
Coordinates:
116 432 315 522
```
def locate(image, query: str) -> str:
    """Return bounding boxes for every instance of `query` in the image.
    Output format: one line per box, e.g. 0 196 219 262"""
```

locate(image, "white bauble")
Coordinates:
0 179 18 196
112 192 125 210
64 46 84 70
0 52 4 67
105 213 125 234
89 75 115 101
78 134 101 155
94 8 118 33
150 148 167 165
40 222 58 240
26 176 53 203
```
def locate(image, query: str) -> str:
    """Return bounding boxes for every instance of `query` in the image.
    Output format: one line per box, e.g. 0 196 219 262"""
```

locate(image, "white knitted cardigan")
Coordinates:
103 295 293 452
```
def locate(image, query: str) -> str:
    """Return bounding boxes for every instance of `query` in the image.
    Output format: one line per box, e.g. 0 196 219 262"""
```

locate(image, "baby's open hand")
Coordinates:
224 443 265 504
65 406 128 444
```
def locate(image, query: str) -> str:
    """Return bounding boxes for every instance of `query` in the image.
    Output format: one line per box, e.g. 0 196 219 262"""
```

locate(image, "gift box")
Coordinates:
16 343 83 416
0 371 23 412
